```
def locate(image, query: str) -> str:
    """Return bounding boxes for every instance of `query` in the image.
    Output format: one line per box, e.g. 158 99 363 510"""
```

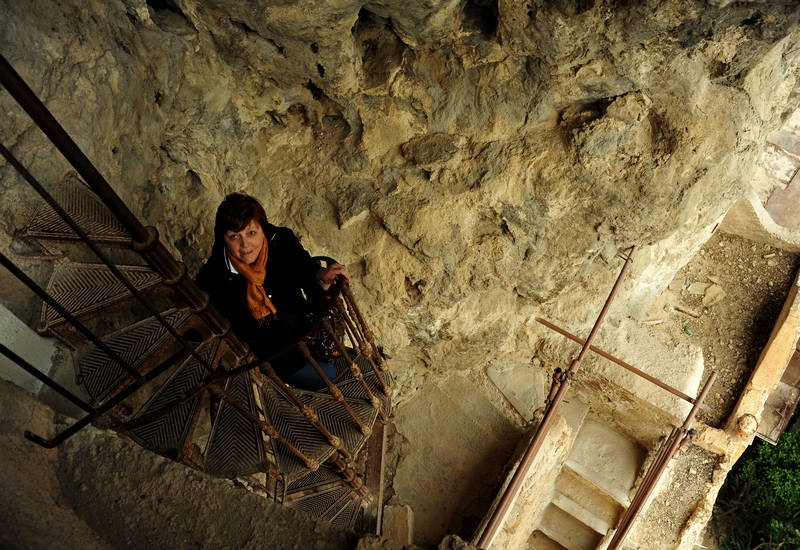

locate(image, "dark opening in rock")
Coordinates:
462 0 498 39
353 8 407 91
304 80 324 101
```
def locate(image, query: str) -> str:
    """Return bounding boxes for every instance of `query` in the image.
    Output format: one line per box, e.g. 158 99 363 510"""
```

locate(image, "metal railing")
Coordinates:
474 245 717 549
0 54 389 500
475 245 637 549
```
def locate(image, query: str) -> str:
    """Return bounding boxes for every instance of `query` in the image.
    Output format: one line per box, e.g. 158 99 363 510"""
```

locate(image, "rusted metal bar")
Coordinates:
327 451 370 499
297 341 371 436
535 317 710 410
342 286 389 373
339 292 389 395
545 368 562 408
0 142 219 377
476 245 637 549
0 54 149 243
206 383 319 472
322 318 388 422
606 371 716 550
0 249 146 385
260 357 353 462
0 342 95 414
24 347 187 448
0 55 246 361
337 297 365 351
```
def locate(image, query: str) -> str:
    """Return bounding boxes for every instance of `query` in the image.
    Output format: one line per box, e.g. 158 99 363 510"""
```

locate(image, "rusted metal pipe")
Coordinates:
0 249 146 385
0 142 220 376
606 371 716 550
476 245 637 549
0 55 246 360
535 317 710 410
297 341 371 435
0 342 94 414
0 54 149 243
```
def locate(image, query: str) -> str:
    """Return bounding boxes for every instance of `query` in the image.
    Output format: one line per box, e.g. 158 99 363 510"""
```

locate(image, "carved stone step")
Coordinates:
39 261 162 335
538 503 602 550
75 308 192 403
528 530 568 550
16 171 131 248
125 338 219 459
564 420 644 507
553 468 622 536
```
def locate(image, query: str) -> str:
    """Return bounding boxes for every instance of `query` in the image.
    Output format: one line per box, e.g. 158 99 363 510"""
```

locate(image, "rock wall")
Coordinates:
2 0 800 545
2 1 799 393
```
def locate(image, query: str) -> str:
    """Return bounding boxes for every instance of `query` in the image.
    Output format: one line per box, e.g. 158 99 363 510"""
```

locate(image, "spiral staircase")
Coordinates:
0 54 392 534
8 168 392 531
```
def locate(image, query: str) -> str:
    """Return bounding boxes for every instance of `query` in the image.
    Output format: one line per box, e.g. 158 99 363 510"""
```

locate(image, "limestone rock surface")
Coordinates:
2 2 800 544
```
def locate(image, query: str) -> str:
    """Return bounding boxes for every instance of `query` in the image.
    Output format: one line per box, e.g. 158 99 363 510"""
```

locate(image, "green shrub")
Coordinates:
717 431 800 549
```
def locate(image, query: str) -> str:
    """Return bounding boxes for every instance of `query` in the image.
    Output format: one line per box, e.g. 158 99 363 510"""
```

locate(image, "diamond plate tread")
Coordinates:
76 308 193 403
286 483 353 520
204 372 267 478
126 339 219 457
286 464 344 494
293 389 377 458
40 262 163 330
330 495 362 530
260 381 337 484
18 172 131 245
324 353 392 413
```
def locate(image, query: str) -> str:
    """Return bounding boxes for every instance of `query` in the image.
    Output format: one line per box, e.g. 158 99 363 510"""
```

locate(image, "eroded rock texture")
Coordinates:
2 0 800 544
2 0 799 402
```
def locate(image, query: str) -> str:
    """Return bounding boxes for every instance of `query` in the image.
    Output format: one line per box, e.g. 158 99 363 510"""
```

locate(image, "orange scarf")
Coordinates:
227 239 278 322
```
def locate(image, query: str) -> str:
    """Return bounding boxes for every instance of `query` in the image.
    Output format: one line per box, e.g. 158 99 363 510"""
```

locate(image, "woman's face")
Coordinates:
224 219 265 265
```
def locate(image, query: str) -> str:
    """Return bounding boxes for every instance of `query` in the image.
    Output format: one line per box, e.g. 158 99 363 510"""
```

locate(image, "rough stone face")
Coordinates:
2 0 799 391
2 0 800 545
0 380 399 550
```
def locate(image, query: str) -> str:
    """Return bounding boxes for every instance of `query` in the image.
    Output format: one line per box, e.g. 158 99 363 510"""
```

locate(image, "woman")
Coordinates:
196 192 350 390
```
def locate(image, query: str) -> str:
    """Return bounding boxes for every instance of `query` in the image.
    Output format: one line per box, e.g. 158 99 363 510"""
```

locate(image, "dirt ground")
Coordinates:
636 230 799 549
646 230 800 428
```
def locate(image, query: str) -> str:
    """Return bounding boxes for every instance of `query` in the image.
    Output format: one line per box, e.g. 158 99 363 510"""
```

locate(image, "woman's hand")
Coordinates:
317 263 351 290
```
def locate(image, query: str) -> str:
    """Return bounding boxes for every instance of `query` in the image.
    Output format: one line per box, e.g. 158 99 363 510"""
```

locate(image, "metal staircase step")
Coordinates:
286 473 355 521
16 171 131 246
203 371 267 478
125 338 219 458
39 261 162 333
260 380 339 485
294 387 378 456
329 494 363 529
326 352 392 413
75 308 192 403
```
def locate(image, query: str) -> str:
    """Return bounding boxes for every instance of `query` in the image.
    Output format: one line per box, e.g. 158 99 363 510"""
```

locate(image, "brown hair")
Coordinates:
212 192 268 253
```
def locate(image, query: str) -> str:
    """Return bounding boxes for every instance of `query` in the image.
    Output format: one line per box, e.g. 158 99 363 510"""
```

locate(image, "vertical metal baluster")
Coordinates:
321 319 387 422
259 357 352 462
297 341 371 435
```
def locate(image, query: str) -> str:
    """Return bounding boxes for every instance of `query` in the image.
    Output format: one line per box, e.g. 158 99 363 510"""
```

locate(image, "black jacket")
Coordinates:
195 223 323 375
